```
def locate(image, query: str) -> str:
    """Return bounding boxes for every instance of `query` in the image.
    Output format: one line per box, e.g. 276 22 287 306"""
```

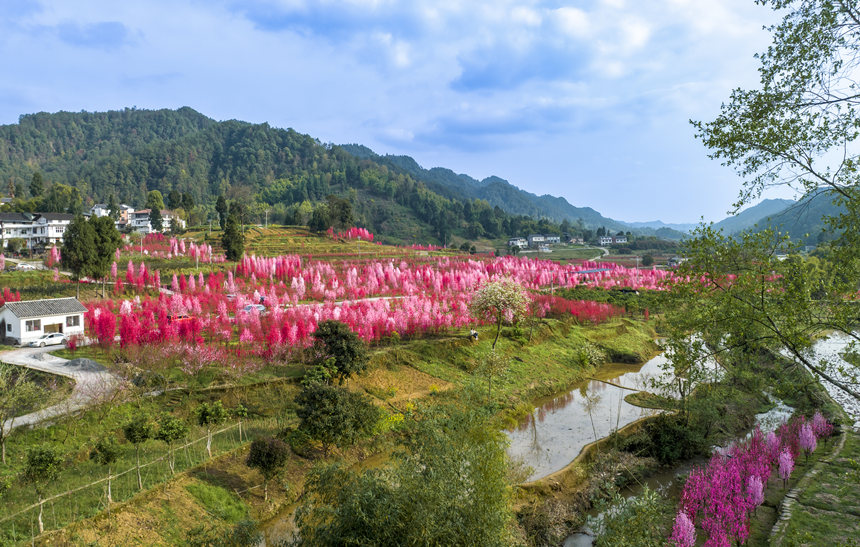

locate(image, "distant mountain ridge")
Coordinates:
711 199 797 235
709 194 843 243
340 145 688 239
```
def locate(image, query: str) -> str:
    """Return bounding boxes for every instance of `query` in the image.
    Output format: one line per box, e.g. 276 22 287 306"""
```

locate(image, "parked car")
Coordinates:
28 332 67 347
15 263 36 271
242 304 266 313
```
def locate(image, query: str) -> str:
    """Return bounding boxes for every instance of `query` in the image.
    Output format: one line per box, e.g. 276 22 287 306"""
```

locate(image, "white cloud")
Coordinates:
553 7 591 39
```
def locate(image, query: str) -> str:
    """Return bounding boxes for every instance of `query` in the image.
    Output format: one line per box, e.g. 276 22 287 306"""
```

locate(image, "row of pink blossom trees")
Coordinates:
670 412 834 546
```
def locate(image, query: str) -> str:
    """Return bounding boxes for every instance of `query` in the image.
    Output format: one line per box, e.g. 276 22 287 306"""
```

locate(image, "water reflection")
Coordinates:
507 354 666 481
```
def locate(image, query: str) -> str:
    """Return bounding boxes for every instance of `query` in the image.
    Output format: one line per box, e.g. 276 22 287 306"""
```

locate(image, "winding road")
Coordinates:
1 345 118 433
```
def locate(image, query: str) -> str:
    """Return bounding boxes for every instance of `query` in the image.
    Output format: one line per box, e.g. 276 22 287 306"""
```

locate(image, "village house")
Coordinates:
545 235 561 244
527 234 545 247
129 209 186 233
0 297 86 346
508 237 528 249
599 235 614 245
0 212 75 251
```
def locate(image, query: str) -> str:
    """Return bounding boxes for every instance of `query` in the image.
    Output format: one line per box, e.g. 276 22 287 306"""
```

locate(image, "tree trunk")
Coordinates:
107 467 113 504
136 446 143 490
37 498 44 534
206 427 212 458
1 435 6 465
238 420 243 443
264 479 268 501
492 319 502 350
168 446 175 474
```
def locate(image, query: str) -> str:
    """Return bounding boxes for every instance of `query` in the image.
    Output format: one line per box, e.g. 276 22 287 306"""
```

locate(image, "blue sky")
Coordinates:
0 0 789 223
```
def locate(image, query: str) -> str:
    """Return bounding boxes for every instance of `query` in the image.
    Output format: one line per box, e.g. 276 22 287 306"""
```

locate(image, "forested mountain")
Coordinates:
710 194 841 244
0 107 665 244
341 145 628 230
711 199 796 235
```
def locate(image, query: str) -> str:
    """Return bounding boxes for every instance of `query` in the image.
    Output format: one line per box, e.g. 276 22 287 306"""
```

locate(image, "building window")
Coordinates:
25 319 41 332
66 315 80 327
6 323 11 332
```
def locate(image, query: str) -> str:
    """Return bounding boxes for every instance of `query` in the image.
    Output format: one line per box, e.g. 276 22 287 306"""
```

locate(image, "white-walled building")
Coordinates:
508 237 528 248
0 297 86 345
129 209 185 233
0 212 75 250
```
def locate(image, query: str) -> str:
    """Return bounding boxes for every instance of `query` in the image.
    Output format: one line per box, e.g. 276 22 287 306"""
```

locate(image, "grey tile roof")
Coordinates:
1 298 87 318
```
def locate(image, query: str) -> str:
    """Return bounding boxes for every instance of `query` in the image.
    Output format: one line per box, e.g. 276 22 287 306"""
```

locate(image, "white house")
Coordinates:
545 235 561 244
0 212 74 251
614 235 628 244
0 297 87 345
599 236 614 245
90 204 110 218
507 237 528 248
129 209 185 233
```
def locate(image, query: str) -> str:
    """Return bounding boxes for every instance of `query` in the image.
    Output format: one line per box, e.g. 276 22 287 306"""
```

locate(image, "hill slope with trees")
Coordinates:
0 108 669 244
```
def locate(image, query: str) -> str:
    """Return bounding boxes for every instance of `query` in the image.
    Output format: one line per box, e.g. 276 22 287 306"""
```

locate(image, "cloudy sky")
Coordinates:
0 0 786 223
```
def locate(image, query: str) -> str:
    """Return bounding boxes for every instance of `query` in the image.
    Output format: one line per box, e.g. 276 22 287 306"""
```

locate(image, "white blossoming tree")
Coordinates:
469 278 530 349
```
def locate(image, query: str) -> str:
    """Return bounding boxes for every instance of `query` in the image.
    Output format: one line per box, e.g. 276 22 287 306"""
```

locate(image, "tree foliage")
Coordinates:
295 382 380 456
246 437 289 500
693 0 860 210
312 320 368 384
469 278 530 349
294 407 514 546
0 108 583 244
222 213 244 261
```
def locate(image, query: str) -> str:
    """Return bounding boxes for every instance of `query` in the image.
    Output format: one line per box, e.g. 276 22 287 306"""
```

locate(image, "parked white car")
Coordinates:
242 304 266 313
28 332 67 347
15 263 36 271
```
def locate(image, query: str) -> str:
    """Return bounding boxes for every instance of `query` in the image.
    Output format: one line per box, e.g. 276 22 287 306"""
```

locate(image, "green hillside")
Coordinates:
0 107 585 244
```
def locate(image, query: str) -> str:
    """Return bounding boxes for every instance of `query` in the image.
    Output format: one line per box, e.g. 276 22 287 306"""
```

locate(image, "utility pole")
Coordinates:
265 210 269 229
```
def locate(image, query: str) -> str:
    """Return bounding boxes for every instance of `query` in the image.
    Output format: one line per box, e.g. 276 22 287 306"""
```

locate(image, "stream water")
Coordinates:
506 353 667 482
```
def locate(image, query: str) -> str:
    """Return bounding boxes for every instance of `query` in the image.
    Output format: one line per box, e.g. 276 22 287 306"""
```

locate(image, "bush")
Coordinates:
630 415 707 465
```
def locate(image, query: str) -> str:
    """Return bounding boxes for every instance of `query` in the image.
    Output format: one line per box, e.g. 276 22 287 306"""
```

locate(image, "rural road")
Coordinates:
1 345 119 433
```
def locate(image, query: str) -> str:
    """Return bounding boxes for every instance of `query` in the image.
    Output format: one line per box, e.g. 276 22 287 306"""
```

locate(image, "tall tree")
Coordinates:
180 192 194 213
222 213 244 261
61 215 97 298
215 195 228 230
149 207 163 232
107 193 120 221
145 190 164 211
29 172 44 197
90 216 122 297
167 189 182 210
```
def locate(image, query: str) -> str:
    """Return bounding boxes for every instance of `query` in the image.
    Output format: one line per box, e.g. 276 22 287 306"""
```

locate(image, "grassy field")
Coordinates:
776 431 860 546
0 313 658 545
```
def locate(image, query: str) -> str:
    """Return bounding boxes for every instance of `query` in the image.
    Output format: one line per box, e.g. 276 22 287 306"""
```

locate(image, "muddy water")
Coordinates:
506 354 667 482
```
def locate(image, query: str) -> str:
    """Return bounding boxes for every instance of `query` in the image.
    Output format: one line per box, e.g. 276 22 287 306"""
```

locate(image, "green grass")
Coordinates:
185 482 249 523
0 377 298 544
778 431 860 546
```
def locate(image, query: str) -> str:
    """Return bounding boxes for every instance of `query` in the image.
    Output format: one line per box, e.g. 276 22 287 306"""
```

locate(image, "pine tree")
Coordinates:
222 213 244 261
